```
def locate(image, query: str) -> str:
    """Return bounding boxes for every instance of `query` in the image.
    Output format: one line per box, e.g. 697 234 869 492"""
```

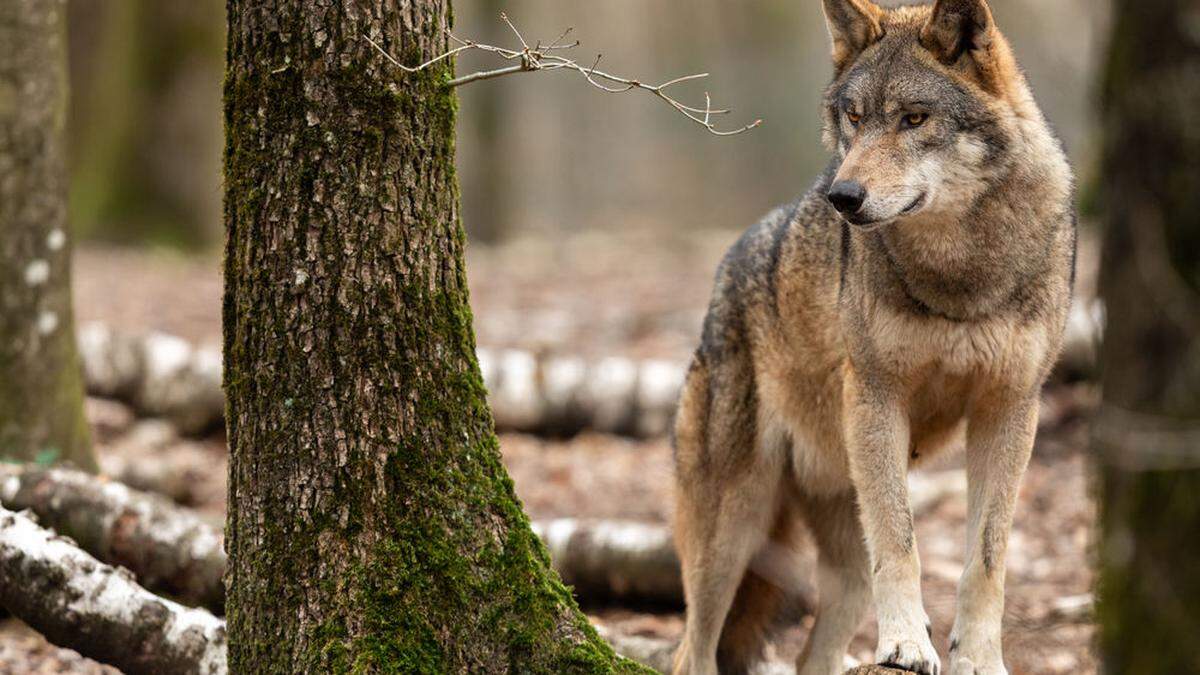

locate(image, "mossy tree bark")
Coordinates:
223 2 646 672
1094 0 1200 672
0 0 95 472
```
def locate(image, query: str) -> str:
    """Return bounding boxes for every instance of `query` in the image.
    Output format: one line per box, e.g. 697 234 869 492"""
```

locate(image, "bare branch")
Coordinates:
362 34 474 74
362 15 762 136
499 12 531 52
543 26 578 51
657 72 710 89
449 64 528 88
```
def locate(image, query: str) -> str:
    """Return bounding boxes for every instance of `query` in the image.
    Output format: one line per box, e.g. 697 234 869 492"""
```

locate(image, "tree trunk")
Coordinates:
0 0 95 471
223 2 645 671
1094 0 1200 672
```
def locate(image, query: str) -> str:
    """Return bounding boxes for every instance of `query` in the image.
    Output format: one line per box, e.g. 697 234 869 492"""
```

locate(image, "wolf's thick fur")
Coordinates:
671 2 1075 674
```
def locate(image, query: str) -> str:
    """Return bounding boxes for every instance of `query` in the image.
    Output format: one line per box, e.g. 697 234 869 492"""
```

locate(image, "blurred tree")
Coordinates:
0 0 95 471
1095 0 1200 672
67 0 223 249
458 0 512 244
222 1 646 671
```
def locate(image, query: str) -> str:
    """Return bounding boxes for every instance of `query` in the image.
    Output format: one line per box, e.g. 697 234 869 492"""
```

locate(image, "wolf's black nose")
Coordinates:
827 180 866 214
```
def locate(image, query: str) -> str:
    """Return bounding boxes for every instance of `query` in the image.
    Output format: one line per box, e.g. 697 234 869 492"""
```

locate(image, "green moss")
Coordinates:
312 277 648 673
310 615 353 672
343 434 649 673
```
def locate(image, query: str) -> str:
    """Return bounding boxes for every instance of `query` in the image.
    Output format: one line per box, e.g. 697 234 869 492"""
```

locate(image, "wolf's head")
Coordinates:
820 0 1034 227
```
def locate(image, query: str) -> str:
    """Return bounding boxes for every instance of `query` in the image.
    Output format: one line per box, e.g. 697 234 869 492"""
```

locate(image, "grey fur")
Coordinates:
672 3 1074 675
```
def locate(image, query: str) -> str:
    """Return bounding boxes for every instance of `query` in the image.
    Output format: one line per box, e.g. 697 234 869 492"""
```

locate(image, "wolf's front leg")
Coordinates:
950 397 1038 675
843 367 940 675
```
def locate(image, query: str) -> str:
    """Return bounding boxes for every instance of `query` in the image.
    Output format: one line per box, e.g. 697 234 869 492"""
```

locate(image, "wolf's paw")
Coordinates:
947 629 1006 675
946 638 1006 675
876 626 940 675
947 655 1007 675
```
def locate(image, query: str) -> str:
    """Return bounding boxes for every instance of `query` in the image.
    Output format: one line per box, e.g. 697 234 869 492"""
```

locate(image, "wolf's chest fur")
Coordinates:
706 163 1074 496
864 304 1051 385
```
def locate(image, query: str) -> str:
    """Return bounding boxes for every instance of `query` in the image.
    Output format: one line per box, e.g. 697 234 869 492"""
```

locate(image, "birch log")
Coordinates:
0 506 226 674
77 324 223 436
0 505 731 675
0 464 964 615
1 467 694 611
98 419 223 506
78 319 1100 440
76 322 688 437
535 518 697 607
0 464 225 613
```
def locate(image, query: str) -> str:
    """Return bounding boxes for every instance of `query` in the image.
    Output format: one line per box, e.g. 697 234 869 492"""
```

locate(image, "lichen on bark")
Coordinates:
0 0 95 472
222 2 648 672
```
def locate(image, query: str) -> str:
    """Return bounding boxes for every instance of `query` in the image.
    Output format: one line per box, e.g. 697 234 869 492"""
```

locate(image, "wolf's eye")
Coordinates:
846 110 862 127
902 112 929 129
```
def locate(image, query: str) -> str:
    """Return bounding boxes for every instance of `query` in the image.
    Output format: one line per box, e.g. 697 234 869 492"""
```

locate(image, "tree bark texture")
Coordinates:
223 2 644 672
0 0 94 471
0 464 226 613
1095 0 1200 672
0 505 226 675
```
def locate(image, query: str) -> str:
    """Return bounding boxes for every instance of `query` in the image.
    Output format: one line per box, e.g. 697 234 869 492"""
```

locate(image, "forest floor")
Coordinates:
2 231 1101 674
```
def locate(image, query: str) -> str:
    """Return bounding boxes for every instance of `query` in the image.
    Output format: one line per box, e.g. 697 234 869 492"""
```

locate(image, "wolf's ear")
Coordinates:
919 0 996 64
822 0 884 72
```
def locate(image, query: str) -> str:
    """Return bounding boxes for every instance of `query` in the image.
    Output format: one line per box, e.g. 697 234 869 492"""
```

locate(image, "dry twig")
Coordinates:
363 13 762 136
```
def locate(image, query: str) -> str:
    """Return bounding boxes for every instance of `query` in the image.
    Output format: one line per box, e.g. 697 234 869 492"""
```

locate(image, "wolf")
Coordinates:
670 1 1075 674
